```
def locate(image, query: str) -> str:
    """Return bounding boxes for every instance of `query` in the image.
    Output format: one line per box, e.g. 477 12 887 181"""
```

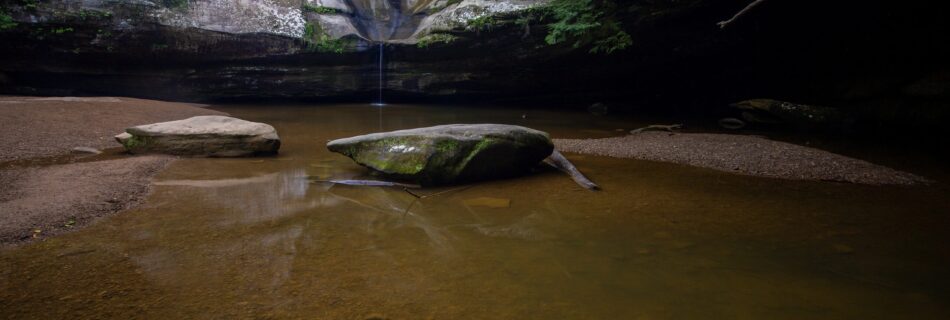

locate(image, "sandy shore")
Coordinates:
0 96 224 245
555 132 929 185
0 96 224 162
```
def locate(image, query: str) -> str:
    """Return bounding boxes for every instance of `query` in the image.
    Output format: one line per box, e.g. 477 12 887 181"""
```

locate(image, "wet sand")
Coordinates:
0 156 174 244
555 132 930 185
0 96 224 245
0 96 225 162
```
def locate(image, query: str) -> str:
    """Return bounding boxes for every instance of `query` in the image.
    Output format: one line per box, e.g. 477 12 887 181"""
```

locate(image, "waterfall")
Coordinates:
372 42 385 107
374 42 384 131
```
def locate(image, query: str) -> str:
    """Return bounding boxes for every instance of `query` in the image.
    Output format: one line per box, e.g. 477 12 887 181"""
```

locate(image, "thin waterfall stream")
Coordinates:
374 43 384 130
376 42 384 106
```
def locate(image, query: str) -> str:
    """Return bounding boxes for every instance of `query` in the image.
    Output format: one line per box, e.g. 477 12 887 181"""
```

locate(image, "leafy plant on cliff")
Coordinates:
50 27 73 34
416 33 458 48
161 0 189 9
303 22 349 54
540 0 632 54
75 9 112 21
0 10 16 31
467 15 497 33
16 0 37 11
302 4 342 14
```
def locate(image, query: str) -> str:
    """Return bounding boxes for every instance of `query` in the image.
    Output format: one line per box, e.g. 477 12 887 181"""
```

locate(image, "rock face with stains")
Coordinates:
327 124 553 185
115 116 280 157
0 0 557 101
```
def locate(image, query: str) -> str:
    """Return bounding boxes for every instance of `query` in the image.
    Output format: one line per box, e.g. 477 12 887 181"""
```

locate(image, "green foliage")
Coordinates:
589 23 631 54
303 22 349 53
20 0 38 11
539 0 632 54
543 0 600 46
27 26 77 40
416 33 458 48
75 9 112 20
302 4 342 14
467 15 496 32
161 0 189 9
51 27 73 34
0 11 16 31
304 22 316 38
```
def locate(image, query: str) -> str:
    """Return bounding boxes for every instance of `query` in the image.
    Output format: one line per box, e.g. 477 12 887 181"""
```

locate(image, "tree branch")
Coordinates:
543 150 600 191
717 0 769 29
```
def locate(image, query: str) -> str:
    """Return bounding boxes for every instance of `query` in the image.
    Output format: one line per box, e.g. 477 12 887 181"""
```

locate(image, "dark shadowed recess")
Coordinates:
0 0 947 140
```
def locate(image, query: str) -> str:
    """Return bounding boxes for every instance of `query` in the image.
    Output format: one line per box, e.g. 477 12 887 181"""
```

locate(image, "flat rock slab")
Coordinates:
555 132 929 185
327 124 554 185
115 116 280 157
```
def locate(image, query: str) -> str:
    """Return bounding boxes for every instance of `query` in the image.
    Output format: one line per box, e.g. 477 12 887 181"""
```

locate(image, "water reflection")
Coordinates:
327 185 455 251
470 212 553 241
153 168 331 225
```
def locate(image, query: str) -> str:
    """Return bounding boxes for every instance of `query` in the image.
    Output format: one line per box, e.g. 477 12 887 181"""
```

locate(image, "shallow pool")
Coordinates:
2 104 948 319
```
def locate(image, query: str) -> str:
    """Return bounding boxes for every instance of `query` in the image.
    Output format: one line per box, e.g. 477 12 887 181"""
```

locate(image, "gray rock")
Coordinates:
115 116 280 157
327 124 554 185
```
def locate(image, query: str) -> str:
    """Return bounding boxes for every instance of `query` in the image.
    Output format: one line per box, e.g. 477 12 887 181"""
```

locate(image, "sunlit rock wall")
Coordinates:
157 0 308 37
410 0 547 40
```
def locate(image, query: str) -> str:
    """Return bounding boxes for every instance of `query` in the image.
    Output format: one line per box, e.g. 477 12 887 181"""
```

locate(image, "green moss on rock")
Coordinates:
327 124 554 185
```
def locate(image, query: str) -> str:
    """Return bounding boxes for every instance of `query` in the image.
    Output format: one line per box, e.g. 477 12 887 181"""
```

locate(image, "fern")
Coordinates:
541 0 632 54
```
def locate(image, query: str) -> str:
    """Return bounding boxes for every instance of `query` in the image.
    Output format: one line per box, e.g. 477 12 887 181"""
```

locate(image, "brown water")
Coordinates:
2 104 949 319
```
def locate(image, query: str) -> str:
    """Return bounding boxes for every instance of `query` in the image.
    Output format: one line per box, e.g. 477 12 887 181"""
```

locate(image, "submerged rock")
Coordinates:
731 99 847 128
463 197 512 208
587 103 610 116
327 124 554 185
717 117 746 130
114 116 280 157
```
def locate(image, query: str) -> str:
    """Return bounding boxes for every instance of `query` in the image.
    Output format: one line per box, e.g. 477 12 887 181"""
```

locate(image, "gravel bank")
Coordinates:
554 132 929 185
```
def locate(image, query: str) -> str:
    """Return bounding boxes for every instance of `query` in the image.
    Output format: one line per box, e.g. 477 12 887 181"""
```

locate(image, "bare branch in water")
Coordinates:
629 124 683 134
403 187 422 199
310 179 421 189
401 185 476 216
544 150 600 191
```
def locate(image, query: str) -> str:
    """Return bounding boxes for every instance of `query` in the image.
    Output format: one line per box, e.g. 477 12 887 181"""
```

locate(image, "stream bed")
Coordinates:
2 104 949 319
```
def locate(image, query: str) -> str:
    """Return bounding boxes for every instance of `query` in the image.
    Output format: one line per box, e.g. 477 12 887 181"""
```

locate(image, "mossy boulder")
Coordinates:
114 116 280 157
327 124 554 185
